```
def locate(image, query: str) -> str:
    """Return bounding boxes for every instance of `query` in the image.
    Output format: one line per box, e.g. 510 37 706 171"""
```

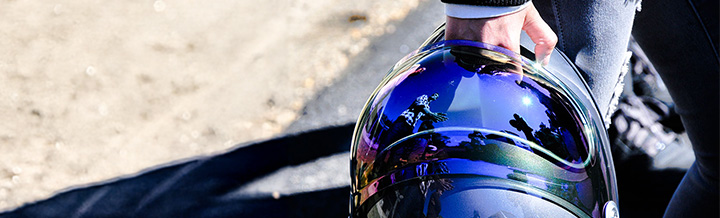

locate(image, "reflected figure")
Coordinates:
375 178 455 218
459 131 487 153
385 132 451 174
509 113 536 144
509 113 573 160
425 178 454 218
400 93 447 128
379 93 448 153
534 123 571 159
375 163 453 218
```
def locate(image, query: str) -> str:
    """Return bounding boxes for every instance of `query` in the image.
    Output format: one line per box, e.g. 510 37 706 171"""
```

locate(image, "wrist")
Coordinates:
444 1 532 19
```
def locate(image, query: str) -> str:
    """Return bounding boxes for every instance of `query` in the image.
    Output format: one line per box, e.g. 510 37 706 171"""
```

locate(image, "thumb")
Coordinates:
522 4 557 66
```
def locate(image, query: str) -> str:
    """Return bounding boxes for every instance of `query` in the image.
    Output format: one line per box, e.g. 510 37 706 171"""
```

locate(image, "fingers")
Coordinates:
445 4 557 66
432 113 448 122
522 4 557 66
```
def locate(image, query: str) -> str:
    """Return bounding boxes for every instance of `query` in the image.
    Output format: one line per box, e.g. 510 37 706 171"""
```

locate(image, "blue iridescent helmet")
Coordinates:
350 24 619 218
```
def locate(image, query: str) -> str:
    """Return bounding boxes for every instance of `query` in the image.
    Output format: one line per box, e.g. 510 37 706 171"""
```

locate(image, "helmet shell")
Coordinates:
350 25 617 218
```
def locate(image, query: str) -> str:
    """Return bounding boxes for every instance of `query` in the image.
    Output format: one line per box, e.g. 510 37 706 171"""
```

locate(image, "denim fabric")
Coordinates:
533 0 719 216
632 0 719 217
532 0 638 118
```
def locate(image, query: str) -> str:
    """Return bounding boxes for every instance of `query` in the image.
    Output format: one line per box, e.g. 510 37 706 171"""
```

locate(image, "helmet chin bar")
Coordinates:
350 24 617 218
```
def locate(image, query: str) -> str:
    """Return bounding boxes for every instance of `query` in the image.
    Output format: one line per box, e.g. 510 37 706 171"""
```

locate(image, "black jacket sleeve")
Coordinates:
440 0 530 6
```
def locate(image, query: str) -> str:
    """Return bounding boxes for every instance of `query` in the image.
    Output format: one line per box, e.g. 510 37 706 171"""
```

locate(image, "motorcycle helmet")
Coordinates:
350 24 619 218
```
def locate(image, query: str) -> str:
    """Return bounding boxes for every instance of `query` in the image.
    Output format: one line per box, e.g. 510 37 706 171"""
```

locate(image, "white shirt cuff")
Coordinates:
445 1 532 19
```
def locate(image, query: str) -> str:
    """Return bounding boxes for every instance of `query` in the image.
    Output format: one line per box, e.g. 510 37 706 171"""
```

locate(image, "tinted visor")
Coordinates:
353 41 594 177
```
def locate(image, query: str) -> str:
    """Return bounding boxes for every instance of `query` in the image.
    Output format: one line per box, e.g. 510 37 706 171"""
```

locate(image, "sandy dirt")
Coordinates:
0 0 427 210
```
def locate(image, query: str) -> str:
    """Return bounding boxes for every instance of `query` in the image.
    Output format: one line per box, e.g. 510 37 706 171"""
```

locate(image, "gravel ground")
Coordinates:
0 0 442 210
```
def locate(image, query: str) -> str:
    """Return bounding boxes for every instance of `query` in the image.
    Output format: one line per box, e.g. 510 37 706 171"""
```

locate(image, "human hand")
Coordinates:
430 112 448 122
445 4 557 65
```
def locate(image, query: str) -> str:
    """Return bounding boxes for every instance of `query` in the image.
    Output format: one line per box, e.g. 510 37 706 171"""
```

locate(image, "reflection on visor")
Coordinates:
358 129 597 216
378 128 589 175
353 43 593 185
359 177 587 218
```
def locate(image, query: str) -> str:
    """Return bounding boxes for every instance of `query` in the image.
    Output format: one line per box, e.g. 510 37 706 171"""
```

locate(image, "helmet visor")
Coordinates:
351 40 612 217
